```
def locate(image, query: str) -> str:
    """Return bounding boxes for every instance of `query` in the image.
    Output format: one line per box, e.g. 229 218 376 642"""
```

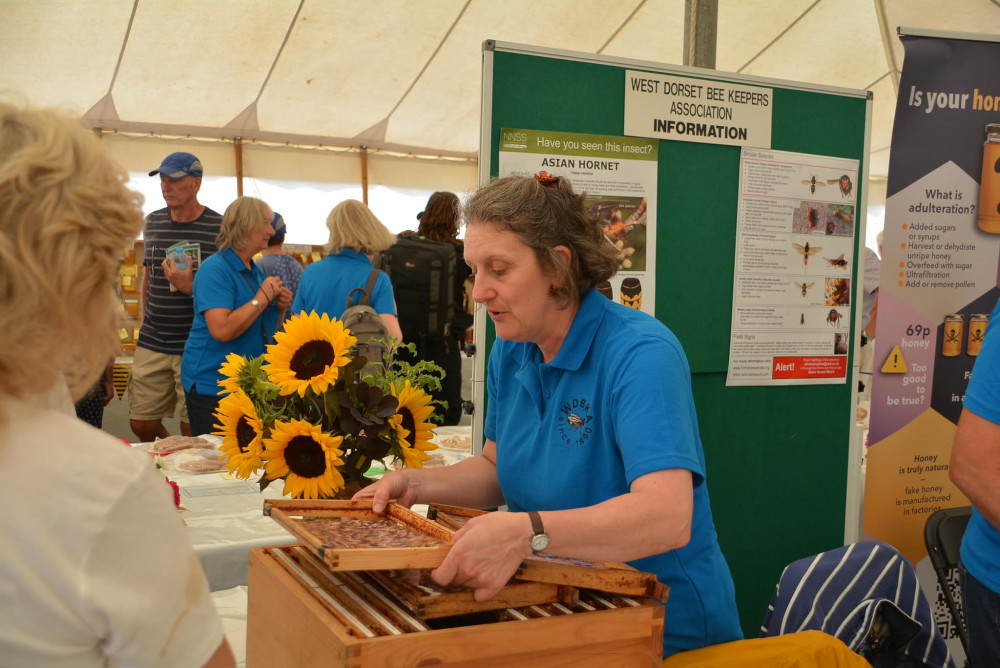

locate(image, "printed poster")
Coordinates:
498 129 658 315
727 147 860 386
863 32 1000 660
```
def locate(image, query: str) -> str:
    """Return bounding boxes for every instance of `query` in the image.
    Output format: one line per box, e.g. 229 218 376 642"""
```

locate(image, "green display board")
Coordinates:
477 42 871 637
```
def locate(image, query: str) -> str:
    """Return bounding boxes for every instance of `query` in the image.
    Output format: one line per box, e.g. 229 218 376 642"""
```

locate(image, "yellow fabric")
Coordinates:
662 630 871 668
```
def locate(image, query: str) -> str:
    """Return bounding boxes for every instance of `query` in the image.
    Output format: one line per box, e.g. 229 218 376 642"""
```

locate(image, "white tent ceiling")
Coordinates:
1 0 999 188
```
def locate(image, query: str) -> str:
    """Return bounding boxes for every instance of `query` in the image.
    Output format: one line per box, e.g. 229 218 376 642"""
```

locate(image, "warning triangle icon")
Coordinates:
881 345 908 374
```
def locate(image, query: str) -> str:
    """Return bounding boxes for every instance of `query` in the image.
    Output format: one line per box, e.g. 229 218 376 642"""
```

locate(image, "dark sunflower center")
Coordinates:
289 340 335 379
400 408 416 448
285 435 328 478
236 416 256 453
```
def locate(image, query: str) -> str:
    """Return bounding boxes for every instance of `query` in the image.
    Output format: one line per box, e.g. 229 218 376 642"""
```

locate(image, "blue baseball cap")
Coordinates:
149 152 203 179
270 212 286 238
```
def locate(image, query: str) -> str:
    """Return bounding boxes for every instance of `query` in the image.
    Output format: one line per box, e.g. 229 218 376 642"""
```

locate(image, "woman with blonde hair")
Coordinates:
292 199 403 340
181 195 292 436
0 102 234 666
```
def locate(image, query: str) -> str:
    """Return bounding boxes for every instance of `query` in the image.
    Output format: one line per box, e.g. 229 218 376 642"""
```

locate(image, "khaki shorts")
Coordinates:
127 346 188 422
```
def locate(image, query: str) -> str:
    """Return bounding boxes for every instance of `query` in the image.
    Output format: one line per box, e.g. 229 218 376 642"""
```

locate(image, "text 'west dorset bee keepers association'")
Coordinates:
623 70 773 148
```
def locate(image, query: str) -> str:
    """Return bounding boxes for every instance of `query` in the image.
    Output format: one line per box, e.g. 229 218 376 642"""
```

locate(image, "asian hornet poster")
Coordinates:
498 129 658 315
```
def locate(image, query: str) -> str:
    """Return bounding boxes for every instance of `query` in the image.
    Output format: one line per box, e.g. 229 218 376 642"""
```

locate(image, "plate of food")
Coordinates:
168 449 228 474
146 435 215 455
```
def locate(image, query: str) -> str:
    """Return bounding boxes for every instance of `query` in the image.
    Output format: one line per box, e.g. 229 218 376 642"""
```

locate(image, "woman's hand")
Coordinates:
351 469 421 512
256 276 283 307
431 512 532 602
274 286 293 311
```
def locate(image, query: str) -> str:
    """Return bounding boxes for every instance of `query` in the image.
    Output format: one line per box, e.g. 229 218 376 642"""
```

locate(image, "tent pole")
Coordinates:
235 137 244 197
683 0 718 69
361 146 369 205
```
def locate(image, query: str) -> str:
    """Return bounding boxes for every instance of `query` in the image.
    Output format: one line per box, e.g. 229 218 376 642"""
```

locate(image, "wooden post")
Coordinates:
361 146 369 205
683 0 718 69
235 137 244 197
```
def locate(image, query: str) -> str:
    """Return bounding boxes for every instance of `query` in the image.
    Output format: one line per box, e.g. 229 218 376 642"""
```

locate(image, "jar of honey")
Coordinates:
968 313 990 356
977 124 1000 233
942 314 964 357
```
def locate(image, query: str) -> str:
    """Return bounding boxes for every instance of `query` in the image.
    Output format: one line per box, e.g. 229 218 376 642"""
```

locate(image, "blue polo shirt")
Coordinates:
181 249 280 394
291 249 396 320
486 289 742 657
958 297 1000 595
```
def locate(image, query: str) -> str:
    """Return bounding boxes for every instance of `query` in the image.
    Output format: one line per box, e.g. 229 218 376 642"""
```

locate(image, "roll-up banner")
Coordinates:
864 28 1000 658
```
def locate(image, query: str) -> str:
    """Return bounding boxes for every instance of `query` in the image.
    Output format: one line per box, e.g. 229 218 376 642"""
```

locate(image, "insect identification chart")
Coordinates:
498 128 658 315
727 147 859 386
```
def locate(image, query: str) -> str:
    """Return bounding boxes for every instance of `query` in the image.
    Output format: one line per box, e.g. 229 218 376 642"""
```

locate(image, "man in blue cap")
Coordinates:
128 152 222 441
256 211 303 324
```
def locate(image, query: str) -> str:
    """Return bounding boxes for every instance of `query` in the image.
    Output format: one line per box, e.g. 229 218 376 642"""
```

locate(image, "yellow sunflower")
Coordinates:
217 352 247 395
263 311 356 397
214 390 264 478
389 381 437 468
262 418 345 499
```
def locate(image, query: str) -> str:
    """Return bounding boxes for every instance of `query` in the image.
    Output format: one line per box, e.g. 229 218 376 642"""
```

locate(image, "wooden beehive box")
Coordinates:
248 500 666 667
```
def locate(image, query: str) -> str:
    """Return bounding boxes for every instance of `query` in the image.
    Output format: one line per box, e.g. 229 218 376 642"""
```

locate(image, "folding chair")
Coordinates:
924 506 973 659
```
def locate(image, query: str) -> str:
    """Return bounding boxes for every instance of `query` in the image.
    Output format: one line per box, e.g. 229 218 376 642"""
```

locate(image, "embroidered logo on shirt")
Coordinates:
558 397 593 446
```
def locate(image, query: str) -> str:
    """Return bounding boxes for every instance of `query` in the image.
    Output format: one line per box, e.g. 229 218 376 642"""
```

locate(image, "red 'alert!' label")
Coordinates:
772 356 847 379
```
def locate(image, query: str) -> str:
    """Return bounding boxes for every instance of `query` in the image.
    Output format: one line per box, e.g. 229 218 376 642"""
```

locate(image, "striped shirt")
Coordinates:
760 541 956 668
137 207 222 354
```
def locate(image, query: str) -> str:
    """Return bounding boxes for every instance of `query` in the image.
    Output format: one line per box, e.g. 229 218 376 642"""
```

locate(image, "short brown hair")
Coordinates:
325 199 396 254
463 176 618 303
0 102 144 408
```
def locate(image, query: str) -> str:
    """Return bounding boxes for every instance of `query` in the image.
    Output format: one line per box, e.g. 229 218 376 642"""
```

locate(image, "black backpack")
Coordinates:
376 235 456 340
341 269 391 371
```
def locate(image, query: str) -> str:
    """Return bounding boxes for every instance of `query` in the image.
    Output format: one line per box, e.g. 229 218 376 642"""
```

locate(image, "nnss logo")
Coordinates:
558 397 593 446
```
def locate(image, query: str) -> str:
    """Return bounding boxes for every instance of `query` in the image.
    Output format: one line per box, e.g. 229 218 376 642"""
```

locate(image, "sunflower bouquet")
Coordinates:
213 311 442 499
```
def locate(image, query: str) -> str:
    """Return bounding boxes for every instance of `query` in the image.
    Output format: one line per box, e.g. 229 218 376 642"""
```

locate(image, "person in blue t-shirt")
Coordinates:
951 297 1000 667
291 199 402 341
356 175 742 658
181 197 292 436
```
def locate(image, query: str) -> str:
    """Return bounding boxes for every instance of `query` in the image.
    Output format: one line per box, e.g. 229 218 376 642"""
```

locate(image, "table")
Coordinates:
156 441 296 592
152 425 474 592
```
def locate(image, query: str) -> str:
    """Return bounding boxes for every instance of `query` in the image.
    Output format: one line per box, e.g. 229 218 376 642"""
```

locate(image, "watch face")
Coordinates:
530 533 550 551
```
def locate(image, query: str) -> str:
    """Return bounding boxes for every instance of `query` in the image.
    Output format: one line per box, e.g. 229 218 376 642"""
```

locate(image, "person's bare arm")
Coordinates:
201 638 236 668
951 408 1000 529
203 276 283 342
380 313 404 343
430 465 693 601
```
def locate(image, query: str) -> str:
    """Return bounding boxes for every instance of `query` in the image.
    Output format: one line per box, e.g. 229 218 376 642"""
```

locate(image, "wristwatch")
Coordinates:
250 298 263 313
528 511 549 552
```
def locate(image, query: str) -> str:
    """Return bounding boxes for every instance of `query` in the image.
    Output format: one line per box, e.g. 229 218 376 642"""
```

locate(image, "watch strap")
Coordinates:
528 510 544 536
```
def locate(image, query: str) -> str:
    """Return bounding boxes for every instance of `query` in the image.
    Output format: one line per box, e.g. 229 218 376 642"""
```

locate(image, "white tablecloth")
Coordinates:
174 471 296 592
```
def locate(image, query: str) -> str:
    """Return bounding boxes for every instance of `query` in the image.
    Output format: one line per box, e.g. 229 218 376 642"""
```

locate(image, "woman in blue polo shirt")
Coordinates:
357 175 742 658
291 199 403 341
181 196 292 436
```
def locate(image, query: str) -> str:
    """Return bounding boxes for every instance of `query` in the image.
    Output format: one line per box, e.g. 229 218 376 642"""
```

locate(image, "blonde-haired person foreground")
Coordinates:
291 199 403 340
0 102 234 667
